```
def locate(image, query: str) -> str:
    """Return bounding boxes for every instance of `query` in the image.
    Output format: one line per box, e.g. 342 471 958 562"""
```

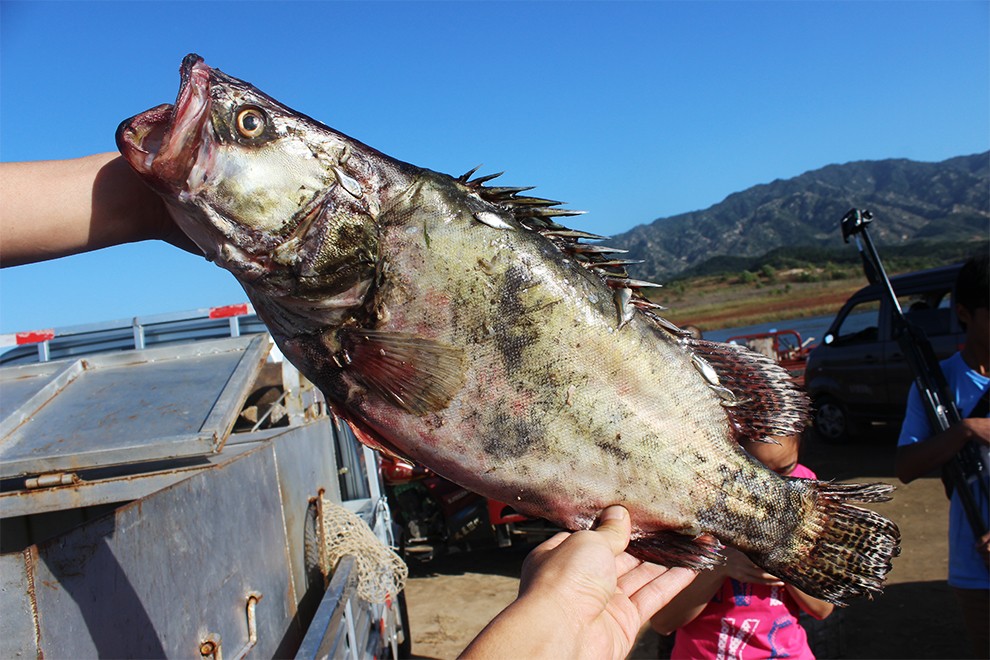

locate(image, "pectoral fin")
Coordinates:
339 329 467 415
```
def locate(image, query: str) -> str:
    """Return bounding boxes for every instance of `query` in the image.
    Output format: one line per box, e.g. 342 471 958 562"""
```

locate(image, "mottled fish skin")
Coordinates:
327 171 759 534
116 54 900 605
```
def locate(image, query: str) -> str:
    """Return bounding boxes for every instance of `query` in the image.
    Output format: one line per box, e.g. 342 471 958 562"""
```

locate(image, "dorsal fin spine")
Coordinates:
463 168 677 334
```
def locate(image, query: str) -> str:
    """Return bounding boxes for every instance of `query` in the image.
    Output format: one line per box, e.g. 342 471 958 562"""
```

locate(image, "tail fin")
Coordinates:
752 480 901 606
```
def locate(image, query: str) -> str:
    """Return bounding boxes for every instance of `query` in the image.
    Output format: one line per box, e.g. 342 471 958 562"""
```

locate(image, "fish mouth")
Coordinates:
116 53 212 191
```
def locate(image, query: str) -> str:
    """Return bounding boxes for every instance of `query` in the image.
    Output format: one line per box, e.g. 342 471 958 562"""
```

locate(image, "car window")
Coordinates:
899 287 953 336
833 299 880 343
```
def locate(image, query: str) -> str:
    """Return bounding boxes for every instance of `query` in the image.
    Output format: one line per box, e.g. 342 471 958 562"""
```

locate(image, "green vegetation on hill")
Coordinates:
674 240 987 280
650 242 987 332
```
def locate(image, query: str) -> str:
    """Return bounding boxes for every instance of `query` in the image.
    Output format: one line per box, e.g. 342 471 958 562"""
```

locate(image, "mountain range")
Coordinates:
607 152 989 280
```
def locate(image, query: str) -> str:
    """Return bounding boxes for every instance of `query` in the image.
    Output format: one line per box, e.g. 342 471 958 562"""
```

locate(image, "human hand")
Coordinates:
460 506 696 660
720 546 785 586
963 417 990 445
978 530 990 568
93 155 202 256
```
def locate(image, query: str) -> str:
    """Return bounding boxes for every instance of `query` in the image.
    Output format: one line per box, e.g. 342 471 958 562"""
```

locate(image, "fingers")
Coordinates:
737 564 783 585
616 558 669 595
627 566 698 620
967 418 990 444
593 505 633 557
615 551 644 576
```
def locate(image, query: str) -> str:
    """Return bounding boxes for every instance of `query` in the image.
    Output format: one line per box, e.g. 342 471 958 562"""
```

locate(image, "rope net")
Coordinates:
319 495 408 604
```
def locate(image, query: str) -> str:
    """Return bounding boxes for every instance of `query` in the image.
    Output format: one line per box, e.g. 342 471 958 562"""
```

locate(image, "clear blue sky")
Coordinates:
1 1 987 334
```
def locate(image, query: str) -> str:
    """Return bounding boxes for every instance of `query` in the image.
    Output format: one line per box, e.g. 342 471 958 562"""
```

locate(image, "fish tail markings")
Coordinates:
751 480 901 606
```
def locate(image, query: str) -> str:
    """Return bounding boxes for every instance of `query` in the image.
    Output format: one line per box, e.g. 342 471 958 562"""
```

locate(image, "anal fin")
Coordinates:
339 329 467 416
627 531 724 570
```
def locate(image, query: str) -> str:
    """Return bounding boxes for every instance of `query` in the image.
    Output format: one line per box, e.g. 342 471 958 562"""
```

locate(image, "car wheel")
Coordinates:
814 396 854 443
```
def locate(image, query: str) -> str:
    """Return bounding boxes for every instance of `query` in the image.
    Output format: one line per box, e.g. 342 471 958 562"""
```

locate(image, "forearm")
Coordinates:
784 584 833 620
0 154 173 267
896 420 985 483
649 566 724 634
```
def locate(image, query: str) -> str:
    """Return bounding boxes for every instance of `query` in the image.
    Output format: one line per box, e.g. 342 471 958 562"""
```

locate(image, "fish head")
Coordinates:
117 54 388 288
117 54 404 341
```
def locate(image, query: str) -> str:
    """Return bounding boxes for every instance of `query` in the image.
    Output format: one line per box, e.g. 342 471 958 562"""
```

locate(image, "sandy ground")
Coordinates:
403 427 981 659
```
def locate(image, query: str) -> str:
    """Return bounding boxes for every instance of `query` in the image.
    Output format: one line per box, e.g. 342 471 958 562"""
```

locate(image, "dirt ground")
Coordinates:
403 427 980 659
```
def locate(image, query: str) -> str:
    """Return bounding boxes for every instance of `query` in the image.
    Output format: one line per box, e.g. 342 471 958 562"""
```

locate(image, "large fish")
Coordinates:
117 54 899 604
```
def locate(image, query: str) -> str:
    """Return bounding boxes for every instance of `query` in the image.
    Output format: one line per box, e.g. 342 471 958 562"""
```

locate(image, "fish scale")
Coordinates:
116 53 900 605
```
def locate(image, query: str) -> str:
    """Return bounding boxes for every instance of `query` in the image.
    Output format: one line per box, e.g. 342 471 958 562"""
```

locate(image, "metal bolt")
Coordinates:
199 640 216 657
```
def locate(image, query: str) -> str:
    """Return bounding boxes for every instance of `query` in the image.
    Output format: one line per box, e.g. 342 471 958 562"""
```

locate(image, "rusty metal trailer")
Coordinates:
0 309 409 658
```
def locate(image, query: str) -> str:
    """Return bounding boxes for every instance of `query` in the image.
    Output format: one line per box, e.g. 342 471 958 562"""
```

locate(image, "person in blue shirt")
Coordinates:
895 254 989 658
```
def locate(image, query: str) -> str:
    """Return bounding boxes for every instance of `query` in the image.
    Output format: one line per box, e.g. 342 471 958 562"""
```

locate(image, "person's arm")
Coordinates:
979 530 990 568
648 559 725 634
650 546 783 634
0 153 196 267
460 506 696 660
895 418 990 483
784 584 834 620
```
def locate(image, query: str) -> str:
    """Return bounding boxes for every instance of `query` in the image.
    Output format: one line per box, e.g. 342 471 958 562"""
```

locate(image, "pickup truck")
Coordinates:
0 305 410 658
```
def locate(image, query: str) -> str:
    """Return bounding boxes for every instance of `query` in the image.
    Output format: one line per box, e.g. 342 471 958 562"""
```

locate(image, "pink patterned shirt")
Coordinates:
670 463 818 660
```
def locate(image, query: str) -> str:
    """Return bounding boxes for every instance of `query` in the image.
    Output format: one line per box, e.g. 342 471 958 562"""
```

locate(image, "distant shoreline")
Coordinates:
654 269 867 333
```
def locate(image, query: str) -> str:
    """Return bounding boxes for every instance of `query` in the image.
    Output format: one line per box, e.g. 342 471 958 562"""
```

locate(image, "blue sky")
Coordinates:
1 1 987 333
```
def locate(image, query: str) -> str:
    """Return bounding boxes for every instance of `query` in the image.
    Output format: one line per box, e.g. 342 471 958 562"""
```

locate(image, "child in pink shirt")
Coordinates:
651 434 834 659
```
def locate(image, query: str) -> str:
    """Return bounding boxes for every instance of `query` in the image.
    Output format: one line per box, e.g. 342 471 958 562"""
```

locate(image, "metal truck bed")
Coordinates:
0 321 407 658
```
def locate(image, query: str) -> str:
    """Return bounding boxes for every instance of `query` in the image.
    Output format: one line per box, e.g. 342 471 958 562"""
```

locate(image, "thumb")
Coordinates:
593 505 632 557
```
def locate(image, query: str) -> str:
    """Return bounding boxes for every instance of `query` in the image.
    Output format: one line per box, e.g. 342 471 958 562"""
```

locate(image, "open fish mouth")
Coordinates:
116 54 212 191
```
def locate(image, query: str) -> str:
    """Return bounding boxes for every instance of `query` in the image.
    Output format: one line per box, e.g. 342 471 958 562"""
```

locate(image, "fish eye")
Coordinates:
235 107 266 139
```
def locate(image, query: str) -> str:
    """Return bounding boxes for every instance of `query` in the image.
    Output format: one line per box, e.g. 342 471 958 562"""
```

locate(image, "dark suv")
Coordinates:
804 262 965 442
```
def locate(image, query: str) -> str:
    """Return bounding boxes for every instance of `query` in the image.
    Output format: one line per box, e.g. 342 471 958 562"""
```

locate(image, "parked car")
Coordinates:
804 263 966 442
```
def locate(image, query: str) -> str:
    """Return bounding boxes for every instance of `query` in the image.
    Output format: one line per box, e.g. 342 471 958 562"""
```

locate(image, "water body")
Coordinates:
702 314 836 347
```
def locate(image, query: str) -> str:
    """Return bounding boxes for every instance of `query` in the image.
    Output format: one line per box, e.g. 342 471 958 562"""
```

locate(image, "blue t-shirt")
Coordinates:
898 352 990 589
